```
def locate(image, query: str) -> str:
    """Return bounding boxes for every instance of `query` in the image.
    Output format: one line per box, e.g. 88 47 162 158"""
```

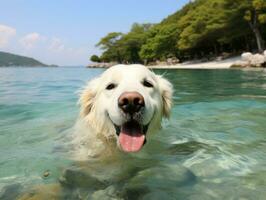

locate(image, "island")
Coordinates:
89 0 266 69
0 51 57 67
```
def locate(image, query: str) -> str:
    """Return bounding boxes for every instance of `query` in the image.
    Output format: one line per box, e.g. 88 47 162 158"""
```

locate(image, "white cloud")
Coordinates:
0 24 16 48
0 24 91 65
48 37 65 52
46 38 90 65
19 32 43 49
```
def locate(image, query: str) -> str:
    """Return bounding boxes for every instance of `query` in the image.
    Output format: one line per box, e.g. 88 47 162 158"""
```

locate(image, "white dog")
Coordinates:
72 64 173 160
16 65 173 199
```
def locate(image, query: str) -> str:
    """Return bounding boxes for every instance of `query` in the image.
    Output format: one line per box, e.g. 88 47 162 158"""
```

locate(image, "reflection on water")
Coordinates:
0 67 266 199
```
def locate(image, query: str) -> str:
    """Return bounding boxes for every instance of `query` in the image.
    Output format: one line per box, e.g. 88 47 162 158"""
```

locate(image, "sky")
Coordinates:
0 0 189 66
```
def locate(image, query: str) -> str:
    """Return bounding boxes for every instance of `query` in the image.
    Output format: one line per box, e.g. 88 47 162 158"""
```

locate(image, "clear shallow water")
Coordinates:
0 67 266 199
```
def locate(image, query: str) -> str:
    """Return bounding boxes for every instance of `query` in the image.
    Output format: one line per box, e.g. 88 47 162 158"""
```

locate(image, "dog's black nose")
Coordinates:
118 92 145 114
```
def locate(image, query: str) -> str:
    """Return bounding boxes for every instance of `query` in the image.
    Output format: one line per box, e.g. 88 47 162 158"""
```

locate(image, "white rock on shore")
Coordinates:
232 51 266 68
241 52 253 62
87 62 117 68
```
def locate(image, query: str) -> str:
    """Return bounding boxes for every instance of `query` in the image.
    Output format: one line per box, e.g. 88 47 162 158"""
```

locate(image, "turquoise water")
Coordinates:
0 67 266 199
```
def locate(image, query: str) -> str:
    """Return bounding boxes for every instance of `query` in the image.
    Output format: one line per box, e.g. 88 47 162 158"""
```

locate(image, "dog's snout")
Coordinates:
118 92 145 114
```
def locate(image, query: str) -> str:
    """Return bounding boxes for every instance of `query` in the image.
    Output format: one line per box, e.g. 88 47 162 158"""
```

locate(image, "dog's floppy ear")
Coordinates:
157 75 173 118
79 77 100 117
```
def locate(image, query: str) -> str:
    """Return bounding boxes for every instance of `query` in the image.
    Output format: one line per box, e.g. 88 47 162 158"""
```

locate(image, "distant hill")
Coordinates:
0 51 52 67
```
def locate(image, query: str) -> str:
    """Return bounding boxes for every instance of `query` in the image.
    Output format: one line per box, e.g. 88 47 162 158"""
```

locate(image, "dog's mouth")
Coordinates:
115 121 149 153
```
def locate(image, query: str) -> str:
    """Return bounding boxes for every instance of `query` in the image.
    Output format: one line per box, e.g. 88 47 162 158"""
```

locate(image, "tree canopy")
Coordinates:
94 0 266 64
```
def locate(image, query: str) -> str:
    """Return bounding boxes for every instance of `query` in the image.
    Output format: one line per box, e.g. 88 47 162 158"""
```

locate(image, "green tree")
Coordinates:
96 32 123 62
177 0 232 53
90 55 101 62
96 32 123 50
96 24 152 63
117 23 153 63
140 24 179 62
242 0 266 52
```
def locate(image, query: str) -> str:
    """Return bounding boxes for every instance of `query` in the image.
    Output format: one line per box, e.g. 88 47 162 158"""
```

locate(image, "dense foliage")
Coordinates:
94 0 266 64
90 55 101 63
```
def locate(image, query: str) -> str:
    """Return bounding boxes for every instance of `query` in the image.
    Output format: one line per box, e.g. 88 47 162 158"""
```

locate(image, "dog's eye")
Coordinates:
143 80 153 88
106 83 116 90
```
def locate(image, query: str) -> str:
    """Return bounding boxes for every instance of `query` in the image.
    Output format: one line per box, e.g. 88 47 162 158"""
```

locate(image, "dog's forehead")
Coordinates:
102 65 155 80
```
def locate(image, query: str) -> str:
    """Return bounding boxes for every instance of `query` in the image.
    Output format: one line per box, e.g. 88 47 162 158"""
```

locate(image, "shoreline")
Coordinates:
87 54 266 70
87 56 241 69
147 56 240 69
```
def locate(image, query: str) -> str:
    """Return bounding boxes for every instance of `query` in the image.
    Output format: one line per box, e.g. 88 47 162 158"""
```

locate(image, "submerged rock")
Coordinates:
43 170 50 178
0 184 22 200
121 165 197 199
59 167 107 189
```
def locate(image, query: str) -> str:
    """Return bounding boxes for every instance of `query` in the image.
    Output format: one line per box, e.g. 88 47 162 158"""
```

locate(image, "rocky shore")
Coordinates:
87 62 117 68
87 51 266 69
231 51 266 68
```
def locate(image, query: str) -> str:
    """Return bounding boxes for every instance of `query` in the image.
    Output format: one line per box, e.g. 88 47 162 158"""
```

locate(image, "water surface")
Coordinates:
0 67 266 199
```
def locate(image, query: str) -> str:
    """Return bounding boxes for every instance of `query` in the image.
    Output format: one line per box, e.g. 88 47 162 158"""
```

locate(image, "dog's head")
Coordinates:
79 64 173 153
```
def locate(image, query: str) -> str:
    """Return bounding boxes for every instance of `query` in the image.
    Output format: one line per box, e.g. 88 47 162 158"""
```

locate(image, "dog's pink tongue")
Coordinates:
119 122 145 153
